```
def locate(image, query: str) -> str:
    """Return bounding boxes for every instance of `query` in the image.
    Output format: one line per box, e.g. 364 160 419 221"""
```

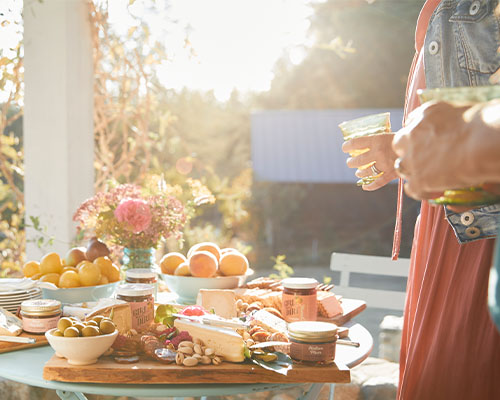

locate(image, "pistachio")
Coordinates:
194 338 204 346
204 348 215 357
178 341 194 348
193 353 203 360
178 346 194 355
183 356 199 367
212 356 222 365
200 355 212 365
175 352 184 365
194 343 203 355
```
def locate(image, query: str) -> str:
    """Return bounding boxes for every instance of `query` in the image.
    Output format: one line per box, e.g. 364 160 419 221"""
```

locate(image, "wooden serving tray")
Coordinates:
324 298 366 326
43 356 350 384
0 332 49 354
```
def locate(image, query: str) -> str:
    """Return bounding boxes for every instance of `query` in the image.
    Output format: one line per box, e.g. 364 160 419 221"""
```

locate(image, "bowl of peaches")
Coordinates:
159 242 253 304
23 238 121 304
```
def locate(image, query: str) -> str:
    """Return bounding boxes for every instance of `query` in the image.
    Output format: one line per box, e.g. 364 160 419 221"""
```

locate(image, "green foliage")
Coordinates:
268 255 294 280
155 304 177 327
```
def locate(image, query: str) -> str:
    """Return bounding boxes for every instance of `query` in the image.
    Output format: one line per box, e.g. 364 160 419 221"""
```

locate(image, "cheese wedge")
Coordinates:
87 303 132 333
252 309 287 333
197 289 237 319
174 319 245 362
0 307 22 336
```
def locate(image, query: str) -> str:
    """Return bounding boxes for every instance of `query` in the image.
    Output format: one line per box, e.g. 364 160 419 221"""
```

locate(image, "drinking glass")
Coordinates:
339 112 391 186
417 86 500 206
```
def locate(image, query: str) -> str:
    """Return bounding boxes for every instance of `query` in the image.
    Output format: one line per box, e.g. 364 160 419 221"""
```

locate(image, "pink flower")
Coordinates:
114 198 152 234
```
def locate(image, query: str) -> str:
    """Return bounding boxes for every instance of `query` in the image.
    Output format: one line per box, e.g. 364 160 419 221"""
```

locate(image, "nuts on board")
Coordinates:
175 352 184 365
183 356 199 367
178 346 194 355
212 356 222 365
200 355 212 365
204 348 215 357
194 344 203 355
178 341 194 348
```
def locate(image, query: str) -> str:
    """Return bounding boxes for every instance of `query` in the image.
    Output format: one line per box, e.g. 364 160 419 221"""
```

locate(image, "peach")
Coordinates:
40 273 61 286
78 261 102 286
174 262 191 276
188 251 218 278
40 252 63 275
23 261 40 278
187 242 221 262
160 252 187 275
219 251 249 276
59 270 81 288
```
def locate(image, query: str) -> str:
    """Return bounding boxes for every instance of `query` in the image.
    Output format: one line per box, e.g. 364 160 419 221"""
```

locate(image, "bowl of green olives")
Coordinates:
45 315 118 365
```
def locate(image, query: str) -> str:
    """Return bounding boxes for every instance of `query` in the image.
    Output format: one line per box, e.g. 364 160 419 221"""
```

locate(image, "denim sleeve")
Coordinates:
444 204 500 244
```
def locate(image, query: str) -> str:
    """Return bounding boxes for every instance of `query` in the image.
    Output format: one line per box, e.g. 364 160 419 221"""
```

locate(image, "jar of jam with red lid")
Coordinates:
282 277 318 322
116 283 154 331
125 268 158 299
288 321 338 365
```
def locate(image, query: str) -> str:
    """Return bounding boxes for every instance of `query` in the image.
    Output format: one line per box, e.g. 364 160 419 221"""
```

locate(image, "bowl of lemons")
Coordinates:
23 241 122 304
159 242 254 304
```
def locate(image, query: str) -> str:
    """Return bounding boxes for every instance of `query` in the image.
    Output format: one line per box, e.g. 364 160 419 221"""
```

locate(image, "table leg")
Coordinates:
298 383 335 400
55 390 88 400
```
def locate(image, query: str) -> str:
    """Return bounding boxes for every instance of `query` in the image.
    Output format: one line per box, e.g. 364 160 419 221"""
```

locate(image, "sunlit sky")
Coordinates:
0 0 313 102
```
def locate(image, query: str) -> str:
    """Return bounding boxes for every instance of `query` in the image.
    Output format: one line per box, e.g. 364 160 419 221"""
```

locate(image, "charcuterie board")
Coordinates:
0 332 49 354
327 298 366 326
43 355 350 384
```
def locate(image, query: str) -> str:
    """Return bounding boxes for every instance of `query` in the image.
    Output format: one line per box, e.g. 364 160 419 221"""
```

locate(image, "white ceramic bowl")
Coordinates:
160 269 254 304
41 281 120 304
45 328 118 365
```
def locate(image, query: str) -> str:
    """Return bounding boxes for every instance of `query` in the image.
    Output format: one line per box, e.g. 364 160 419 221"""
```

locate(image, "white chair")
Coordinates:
330 252 410 311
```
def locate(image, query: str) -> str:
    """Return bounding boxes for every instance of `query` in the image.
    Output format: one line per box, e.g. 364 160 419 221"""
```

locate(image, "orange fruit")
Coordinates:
77 261 102 286
40 252 63 275
23 261 40 278
93 256 112 276
174 262 191 276
219 251 249 276
98 275 110 285
59 270 81 288
40 273 61 287
160 252 187 275
188 251 218 278
106 263 121 282
62 266 78 274
188 242 221 262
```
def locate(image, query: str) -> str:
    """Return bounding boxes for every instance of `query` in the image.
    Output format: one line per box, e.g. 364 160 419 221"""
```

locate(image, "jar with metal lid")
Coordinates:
116 283 154 331
20 299 62 334
282 277 318 322
288 321 338 365
125 268 158 299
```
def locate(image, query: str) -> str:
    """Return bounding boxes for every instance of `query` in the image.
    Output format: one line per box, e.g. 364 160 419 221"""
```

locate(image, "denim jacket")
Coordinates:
424 0 500 243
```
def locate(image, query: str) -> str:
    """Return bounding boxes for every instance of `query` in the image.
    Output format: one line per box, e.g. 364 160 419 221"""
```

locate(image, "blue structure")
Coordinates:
251 109 404 183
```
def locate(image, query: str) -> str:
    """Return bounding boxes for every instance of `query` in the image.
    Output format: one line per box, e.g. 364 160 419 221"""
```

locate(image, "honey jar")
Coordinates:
125 268 158 299
282 277 318 322
116 283 154 331
288 321 338 365
20 299 62 334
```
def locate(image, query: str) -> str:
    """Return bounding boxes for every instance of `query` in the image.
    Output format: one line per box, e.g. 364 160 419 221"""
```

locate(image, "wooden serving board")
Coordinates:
323 298 366 326
0 332 49 354
43 356 350 384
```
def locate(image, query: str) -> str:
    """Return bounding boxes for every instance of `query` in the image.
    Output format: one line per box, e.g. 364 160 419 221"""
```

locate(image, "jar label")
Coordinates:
290 341 336 363
22 315 60 333
282 293 317 322
129 297 154 331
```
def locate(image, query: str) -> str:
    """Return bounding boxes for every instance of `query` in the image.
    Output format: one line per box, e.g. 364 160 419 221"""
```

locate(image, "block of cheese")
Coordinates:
317 291 343 318
174 319 245 362
251 309 287 333
87 303 132 333
197 289 237 319
0 307 22 336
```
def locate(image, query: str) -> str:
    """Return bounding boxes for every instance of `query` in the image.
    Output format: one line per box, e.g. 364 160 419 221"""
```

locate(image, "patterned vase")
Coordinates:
122 247 156 271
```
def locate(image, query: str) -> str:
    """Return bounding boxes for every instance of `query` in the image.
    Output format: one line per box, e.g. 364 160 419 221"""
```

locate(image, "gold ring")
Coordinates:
371 164 382 176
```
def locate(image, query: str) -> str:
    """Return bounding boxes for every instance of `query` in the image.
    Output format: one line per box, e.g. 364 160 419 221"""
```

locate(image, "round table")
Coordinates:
0 322 372 400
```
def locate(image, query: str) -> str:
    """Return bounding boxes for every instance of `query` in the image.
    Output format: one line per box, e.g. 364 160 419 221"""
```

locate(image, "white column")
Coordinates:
24 0 94 259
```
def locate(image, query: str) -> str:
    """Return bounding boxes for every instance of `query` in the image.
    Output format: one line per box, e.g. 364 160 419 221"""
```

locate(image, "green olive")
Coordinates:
52 329 64 337
63 326 80 337
57 317 73 332
99 319 116 335
86 320 98 327
82 325 100 337
91 315 104 324
72 322 85 334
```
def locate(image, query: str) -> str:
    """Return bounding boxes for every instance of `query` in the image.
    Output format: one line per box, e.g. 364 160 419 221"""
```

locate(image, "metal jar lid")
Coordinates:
20 299 61 316
125 268 157 280
116 283 154 297
288 321 338 343
282 277 318 290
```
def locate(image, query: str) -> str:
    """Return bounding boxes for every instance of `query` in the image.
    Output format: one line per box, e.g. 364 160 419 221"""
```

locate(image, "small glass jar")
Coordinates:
20 299 62 334
282 277 318 322
116 283 154 331
125 268 158 300
288 321 338 365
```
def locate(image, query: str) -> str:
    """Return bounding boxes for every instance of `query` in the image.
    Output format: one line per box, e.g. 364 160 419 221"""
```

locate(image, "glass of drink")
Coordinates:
417 86 500 206
339 112 391 186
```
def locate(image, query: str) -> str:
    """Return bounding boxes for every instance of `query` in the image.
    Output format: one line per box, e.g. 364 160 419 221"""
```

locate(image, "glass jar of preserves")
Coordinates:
20 299 62 334
282 277 318 322
116 283 154 331
288 321 338 365
125 268 158 300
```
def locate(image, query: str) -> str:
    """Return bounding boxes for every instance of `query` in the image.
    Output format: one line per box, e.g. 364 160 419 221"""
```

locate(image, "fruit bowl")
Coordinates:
45 328 118 365
41 281 120 304
160 269 254 304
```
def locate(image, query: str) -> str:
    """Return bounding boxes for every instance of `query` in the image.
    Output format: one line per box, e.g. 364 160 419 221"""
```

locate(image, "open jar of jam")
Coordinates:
282 277 318 322
288 321 338 365
125 268 158 299
20 299 62 334
116 283 154 331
